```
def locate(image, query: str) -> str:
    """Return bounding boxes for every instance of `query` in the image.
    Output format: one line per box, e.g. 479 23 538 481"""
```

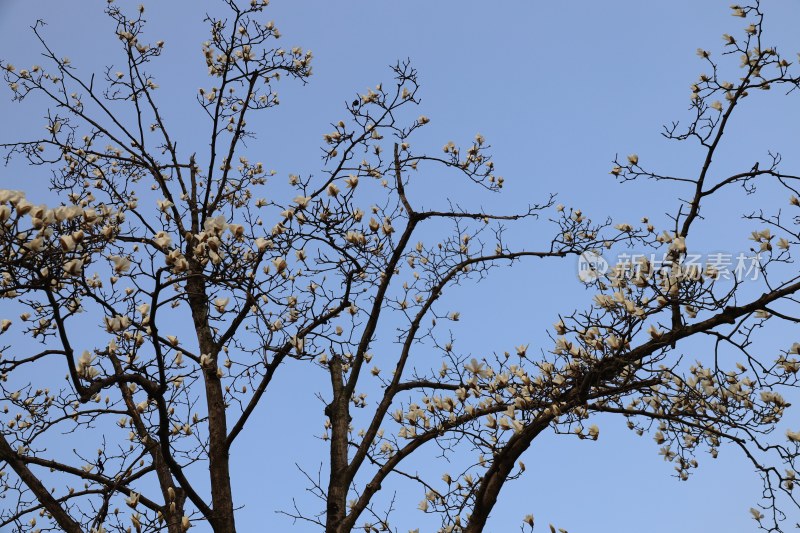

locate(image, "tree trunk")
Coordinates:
325 357 350 533
464 423 547 533
187 271 237 532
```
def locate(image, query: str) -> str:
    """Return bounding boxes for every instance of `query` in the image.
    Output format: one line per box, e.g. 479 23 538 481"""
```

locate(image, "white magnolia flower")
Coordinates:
293 195 311 208
104 315 131 332
669 236 686 254
203 215 227 235
464 358 491 378
156 198 173 211
63 258 84 276
290 335 304 354
25 237 44 252
111 255 131 274
125 492 140 508
344 175 358 189
76 350 98 379
213 297 230 313
648 324 663 339
0 189 24 204
272 256 287 273
153 231 172 248
345 231 366 245
606 336 623 350
59 235 77 252
271 222 286 236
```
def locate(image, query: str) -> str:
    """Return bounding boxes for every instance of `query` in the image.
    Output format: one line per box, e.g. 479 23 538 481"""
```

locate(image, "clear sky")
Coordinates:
1 1 799 532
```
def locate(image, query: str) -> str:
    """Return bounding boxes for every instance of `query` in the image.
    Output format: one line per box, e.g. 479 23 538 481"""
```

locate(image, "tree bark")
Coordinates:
187 271 236 532
464 423 547 533
325 356 350 533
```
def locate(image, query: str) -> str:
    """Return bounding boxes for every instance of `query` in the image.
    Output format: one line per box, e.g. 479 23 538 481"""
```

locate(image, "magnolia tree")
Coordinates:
1 1 800 532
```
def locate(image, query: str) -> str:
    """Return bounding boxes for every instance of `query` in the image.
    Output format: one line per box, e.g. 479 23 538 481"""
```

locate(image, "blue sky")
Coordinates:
1 1 799 532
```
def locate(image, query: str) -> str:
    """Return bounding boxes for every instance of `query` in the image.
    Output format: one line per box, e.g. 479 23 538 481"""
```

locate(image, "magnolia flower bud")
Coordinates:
125 492 140 508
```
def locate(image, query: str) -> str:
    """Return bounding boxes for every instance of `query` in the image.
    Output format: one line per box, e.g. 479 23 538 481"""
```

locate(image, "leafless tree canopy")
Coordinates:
0 1 799 532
